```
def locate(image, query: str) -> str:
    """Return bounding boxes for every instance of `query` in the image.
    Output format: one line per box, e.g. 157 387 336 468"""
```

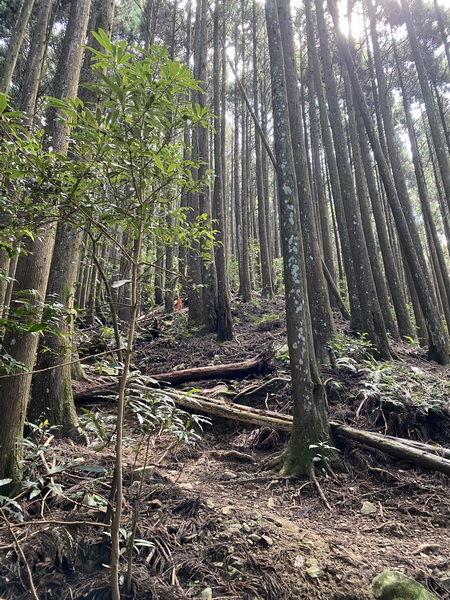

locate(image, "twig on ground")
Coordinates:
219 474 298 484
0 519 111 531
311 471 333 512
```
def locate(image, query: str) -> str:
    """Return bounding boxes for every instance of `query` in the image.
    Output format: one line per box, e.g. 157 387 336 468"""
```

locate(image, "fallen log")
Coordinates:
73 352 273 401
375 434 450 460
147 394 450 476
149 388 293 431
74 380 450 477
150 351 273 386
330 423 450 477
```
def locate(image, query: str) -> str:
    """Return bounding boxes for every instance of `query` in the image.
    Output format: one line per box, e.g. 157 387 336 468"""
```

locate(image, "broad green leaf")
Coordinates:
0 93 8 114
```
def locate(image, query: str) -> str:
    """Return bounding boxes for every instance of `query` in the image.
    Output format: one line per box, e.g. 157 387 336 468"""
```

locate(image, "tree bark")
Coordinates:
317 0 391 360
327 0 449 364
252 0 274 300
305 0 362 332
0 0 92 486
0 0 37 92
29 0 112 439
401 0 450 222
277 0 335 361
212 0 233 341
265 0 332 476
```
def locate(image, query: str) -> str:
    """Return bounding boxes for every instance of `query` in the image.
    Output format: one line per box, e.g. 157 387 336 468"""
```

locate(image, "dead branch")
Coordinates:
150 350 274 386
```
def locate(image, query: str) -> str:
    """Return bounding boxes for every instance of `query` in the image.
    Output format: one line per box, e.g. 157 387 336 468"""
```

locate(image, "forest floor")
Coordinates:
1 299 450 600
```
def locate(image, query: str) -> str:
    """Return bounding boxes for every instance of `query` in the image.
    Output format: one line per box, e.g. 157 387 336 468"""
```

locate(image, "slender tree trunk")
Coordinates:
239 114 252 301
265 0 332 476
328 0 448 364
355 105 414 341
277 0 335 360
187 0 207 325
19 0 56 118
308 73 335 285
344 74 399 339
401 0 450 220
0 0 93 486
253 0 273 300
306 0 362 331
212 0 233 341
396 50 450 332
0 0 37 92
316 0 391 359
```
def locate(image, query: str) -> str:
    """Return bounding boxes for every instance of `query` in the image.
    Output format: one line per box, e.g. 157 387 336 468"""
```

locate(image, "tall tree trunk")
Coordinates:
19 0 56 119
354 104 414 341
253 0 274 300
0 0 93 486
187 0 208 325
306 0 362 331
308 72 335 287
277 0 335 360
0 0 55 314
316 0 391 359
0 0 37 92
395 47 450 332
344 74 399 339
212 0 233 341
401 0 450 221
265 0 332 477
29 0 113 438
328 0 449 364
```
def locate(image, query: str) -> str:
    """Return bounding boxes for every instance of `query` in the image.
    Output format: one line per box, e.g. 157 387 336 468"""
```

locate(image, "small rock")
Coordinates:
372 570 440 600
305 558 324 579
230 556 246 569
200 587 213 599
267 497 276 508
180 481 193 490
306 566 324 579
130 466 154 482
242 522 251 533
222 505 234 515
361 501 377 515
260 535 274 548
220 471 237 481
294 555 305 568
248 533 261 543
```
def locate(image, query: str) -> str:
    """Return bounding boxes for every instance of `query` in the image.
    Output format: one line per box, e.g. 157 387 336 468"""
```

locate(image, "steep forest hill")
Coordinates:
0 299 449 600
